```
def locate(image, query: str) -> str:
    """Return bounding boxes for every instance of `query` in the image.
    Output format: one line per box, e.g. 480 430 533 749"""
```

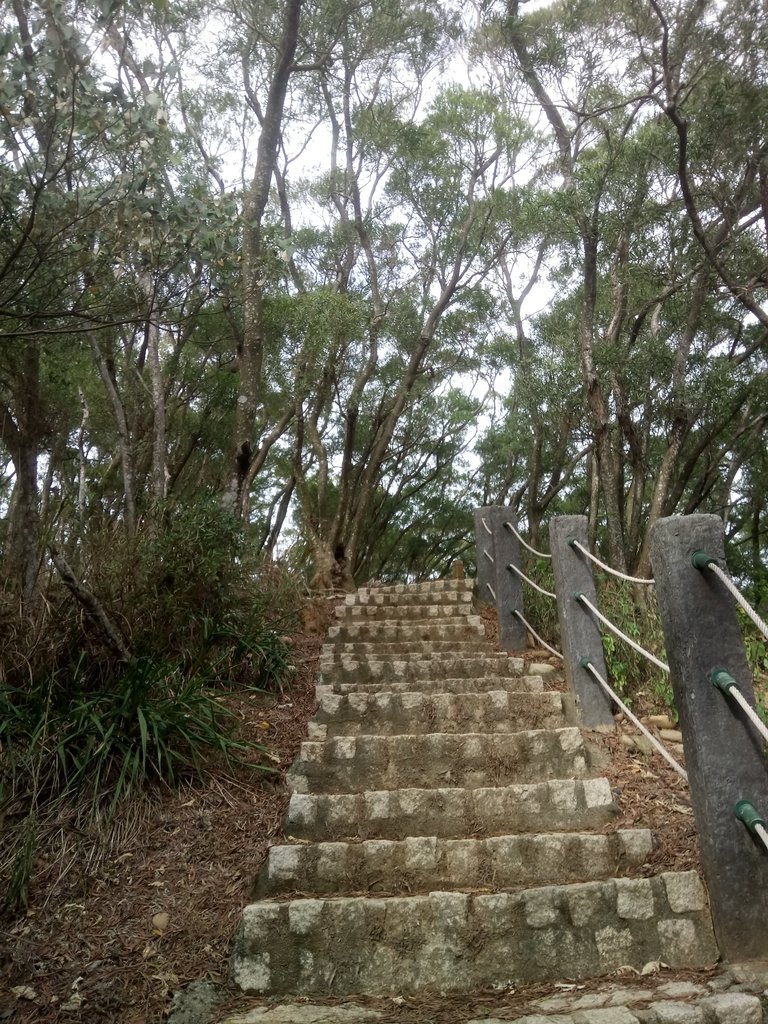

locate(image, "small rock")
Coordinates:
529 662 557 676
708 969 738 993
701 993 763 1024
647 714 674 729
621 733 654 754
657 982 706 998
152 911 170 934
168 980 221 1024
659 729 683 744
633 734 655 754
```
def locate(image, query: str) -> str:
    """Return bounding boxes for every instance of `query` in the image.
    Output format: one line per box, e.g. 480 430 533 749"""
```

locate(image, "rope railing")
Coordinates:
512 608 563 660
710 669 768 747
504 520 552 560
486 581 497 602
483 548 495 564
575 592 670 674
481 517 493 537
569 539 654 585
475 507 768 957
693 551 768 643
506 561 556 600
582 660 688 782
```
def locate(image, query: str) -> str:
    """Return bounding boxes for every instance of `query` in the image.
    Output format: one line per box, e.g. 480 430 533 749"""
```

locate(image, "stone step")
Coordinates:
320 640 493 659
232 872 717 996
497 991 763 1024
319 655 525 686
341 589 475 610
256 829 654 899
335 602 474 621
284 778 620 841
309 690 566 738
326 618 485 644
325 674 546 697
286 728 590 794
214 981 763 1024
355 579 474 597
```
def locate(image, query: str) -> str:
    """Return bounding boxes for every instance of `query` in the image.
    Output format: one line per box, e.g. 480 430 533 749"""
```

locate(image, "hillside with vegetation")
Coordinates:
1 0 768 1015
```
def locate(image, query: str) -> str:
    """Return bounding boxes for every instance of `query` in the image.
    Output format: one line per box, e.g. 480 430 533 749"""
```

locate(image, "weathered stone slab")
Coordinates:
313 689 565 737
287 728 590 794
232 877 717 996
257 829 653 898
284 778 619 841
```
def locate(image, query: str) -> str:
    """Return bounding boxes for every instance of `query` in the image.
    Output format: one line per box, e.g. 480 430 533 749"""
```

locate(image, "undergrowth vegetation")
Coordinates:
0 498 304 910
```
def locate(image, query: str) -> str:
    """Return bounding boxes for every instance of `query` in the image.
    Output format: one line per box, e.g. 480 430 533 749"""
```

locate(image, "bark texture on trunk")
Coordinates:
226 0 302 514
1 342 42 606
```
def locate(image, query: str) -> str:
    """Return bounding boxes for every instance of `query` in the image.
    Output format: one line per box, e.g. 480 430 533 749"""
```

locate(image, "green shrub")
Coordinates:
0 496 307 908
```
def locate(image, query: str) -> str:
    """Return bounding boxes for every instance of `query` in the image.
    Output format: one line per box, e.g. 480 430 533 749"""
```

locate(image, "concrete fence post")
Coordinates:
472 507 526 652
473 507 497 606
489 507 527 652
549 516 614 727
649 513 768 962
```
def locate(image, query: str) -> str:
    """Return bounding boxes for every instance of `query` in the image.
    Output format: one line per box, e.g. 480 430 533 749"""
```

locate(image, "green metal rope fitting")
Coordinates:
710 668 739 695
691 550 715 570
580 656 592 670
567 537 576 547
734 799 767 835
573 591 584 601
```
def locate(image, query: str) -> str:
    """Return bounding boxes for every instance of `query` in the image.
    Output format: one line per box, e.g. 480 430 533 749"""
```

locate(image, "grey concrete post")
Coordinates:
550 516 614 727
649 514 768 962
473 507 497 605
488 508 527 652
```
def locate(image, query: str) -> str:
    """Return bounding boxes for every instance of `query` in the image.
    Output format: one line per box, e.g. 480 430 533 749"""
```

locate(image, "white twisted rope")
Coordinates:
576 593 670 674
718 680 768 748
756 823 768 854
483 548 495 564
583 661 688 782
481 517 493 536
706 562 768 642
570 540 654 585
507 562 556 600
486 582 497 602
504 521 552 560
512 609 563 660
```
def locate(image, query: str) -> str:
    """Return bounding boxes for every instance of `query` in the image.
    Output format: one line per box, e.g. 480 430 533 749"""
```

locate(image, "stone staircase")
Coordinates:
231 579 717 998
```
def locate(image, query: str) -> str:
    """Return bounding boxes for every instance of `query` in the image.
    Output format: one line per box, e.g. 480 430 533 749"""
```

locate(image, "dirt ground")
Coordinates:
1 596 705 1023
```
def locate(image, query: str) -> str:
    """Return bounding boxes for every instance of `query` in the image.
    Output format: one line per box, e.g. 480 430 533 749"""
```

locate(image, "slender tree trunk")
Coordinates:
141 273 166 504
90 336 137 537
579 226 627 569
587 450 599 549
2 342 42 605
76 389 90 528
225 0 302 513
